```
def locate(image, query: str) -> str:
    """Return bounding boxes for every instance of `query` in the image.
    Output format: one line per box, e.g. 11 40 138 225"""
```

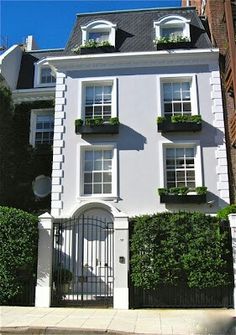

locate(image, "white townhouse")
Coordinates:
0 7 230 309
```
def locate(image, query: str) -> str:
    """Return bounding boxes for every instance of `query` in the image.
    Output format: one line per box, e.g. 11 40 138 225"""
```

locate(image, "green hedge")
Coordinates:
130 212 231 289
0 206 38 304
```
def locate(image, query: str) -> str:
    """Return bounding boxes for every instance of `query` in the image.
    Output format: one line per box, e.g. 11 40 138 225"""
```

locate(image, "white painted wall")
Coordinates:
0 45 22 90
50 56 229 218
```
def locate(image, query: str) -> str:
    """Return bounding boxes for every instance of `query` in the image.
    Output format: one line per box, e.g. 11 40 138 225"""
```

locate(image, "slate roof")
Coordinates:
65 7 212 54
17 49 64 89
16 7 212 89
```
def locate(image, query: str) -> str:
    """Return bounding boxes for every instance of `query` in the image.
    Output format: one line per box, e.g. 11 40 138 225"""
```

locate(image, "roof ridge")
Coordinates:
76 6 196 17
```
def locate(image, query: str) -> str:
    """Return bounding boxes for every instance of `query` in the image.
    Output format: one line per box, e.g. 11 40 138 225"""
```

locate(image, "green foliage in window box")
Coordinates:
109 117 120 125
216 204 236 221
75 119 83 127
153 35 190 45
158 186 207 196
72 40 112 53
195 186 208 195
75 117 120 127
156 115 202 124
156 116 165 124
0 206 38 304
130 212 231 289
85 117 104 126
171 115 202 124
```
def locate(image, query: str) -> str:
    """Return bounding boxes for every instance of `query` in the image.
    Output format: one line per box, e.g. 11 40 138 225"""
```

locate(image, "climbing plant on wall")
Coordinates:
0 93 54 214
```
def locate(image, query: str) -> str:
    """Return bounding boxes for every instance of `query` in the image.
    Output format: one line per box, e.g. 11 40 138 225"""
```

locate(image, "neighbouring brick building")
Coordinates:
182 0 236 202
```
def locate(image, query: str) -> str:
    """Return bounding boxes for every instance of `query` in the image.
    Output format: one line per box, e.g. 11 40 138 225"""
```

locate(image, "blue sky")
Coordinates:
1 0 181 49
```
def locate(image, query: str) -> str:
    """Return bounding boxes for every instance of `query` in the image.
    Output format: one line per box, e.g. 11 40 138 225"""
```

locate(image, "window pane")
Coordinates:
173 103 181 113
167 171 175 181
94 172 102 182
94 184 102 194
95 86 102 103
103 160 112 170
164 103 172 114
163 83 172 100
186 148 194 157
84 161 93 171
104 150 112 159
94 151 102 160
84 173 92 183
88 31 109 42
85 151 93 160
86 87 94 104
176 148 184 157
103 172 112 182
94 161 102 170
183 102 191 112
103 184 112 193
84 184 92 195
166 148 175 157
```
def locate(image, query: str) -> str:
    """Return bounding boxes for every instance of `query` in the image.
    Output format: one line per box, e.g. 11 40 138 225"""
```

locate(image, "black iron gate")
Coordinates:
52 215 114 307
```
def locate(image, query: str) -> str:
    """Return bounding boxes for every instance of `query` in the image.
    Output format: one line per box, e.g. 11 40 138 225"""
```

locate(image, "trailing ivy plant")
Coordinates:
130 212 232 289
0 206 38 304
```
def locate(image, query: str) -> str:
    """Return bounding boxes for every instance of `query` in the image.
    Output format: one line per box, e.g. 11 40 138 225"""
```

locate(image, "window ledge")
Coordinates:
75 124 119 135
78 195 119 202
160 194 206 204
157 120 202 133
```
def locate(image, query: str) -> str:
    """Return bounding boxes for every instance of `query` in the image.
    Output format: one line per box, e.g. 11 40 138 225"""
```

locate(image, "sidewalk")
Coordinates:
0 306 235 335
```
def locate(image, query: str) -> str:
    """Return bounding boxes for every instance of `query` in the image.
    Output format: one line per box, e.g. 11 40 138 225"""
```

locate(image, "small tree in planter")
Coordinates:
53 268 73 300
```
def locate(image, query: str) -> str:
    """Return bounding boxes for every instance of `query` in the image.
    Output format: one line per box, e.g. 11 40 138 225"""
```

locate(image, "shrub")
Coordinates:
0 206 38 304
53 268 73 284
217 204 236 221
130 212 231 289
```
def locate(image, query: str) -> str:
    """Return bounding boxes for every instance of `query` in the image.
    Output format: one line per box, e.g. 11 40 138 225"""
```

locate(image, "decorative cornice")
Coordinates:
12 87 55 104
45 49 220 72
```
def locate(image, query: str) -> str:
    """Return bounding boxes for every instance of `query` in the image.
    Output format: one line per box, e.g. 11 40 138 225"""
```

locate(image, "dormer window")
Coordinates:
34 62 56 88
40 67 56 84
81 20 117 46
154 15 190 41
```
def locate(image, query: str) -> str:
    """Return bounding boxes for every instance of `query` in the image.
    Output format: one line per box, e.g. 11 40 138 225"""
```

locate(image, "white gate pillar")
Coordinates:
113 216 129 309
35 212 54 307
229 213 236 309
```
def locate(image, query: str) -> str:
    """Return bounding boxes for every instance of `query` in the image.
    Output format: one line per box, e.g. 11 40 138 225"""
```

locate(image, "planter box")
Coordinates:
156 42 191 50
79 46 116 55
160 194 206 204
157 120 202 133
75 124 119 135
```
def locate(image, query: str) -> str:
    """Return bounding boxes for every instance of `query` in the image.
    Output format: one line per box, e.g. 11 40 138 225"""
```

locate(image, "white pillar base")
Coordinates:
35 285 51 307
113 287 129 309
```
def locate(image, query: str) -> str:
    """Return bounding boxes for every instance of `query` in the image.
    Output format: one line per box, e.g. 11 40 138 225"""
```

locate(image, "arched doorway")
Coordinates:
52 207 114 307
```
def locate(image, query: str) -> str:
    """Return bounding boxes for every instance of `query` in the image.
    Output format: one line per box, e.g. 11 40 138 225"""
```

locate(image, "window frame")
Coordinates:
34 63 56 88
81 20 117 46
78 77 118 121
29 108 54 147
153 15 191 41
159 140 203 190
77 143 118 200
157 74 199 118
